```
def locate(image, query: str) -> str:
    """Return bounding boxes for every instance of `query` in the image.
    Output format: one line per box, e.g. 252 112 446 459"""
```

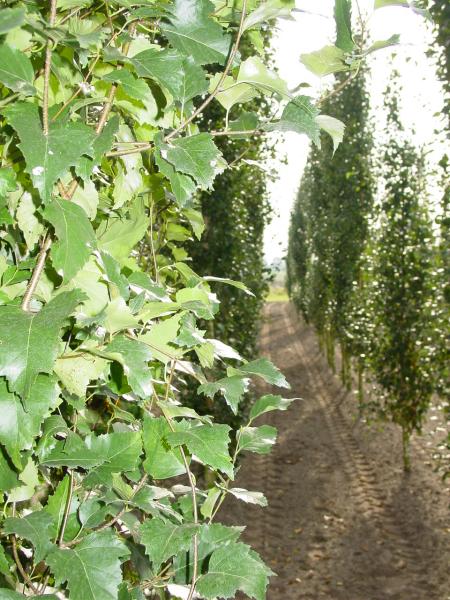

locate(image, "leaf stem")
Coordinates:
57 469 74 545
160 362 199 600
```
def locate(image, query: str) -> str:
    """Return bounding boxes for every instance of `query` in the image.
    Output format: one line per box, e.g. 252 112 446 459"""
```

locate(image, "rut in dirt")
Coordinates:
220 302 449 600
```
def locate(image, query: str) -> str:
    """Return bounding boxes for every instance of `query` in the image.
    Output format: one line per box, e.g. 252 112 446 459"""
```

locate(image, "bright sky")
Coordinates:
264 0 446 262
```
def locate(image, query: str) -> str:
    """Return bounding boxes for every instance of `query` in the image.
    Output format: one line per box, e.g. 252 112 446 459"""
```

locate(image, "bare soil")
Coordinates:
220 302 450 600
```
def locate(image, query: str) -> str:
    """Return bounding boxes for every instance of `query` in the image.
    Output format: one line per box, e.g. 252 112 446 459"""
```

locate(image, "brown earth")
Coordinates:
220 302 450 600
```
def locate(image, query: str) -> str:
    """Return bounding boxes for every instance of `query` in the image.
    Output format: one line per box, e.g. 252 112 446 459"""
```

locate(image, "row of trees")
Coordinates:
287 35 449 470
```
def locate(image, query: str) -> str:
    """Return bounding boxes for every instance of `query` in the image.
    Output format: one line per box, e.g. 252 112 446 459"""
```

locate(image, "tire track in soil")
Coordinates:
219 302 447 600
283 304 441 600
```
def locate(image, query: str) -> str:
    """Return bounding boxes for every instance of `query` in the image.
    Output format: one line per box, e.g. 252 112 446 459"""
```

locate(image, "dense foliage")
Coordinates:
0 0 406 597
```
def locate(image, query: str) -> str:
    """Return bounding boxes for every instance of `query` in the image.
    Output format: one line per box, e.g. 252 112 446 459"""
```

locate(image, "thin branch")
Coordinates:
21 235 52 311
43 0 58 135
106 143 153 158
10 504 39 594
149 200 159 284
164 0 248 142
317 66 360 107
211 128 262 137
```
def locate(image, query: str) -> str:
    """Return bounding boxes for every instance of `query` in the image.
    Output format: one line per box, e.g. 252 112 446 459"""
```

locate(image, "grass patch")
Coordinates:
267 287 289 302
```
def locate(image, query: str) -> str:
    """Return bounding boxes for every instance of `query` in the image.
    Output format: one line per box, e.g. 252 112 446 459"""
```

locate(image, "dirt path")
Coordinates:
221 302 449 600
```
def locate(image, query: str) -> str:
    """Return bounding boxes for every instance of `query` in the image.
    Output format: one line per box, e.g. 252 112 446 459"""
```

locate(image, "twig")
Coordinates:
21 235 52 311
164 0 248 142
43 0 58 135
318 67 359 106
10 503 39 594
106 143 153 158
149 200 159 284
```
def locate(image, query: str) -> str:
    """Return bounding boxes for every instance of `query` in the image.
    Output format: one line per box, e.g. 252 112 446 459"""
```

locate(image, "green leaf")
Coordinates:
239 425 277 454
210 73 258 112
78 498 109 529
16 192 44 248
96 198 149 263
249 394 295 421
0 7 26 35
237 56 289 98
105 335 153 398
2 103 95 203
183 208 205 240
103 69 150 101
196 542 273 600
228 488 268 507
3 510 54 562
243 0 294 31
140 518 198 570
103 296 139 334
77 115 119 181
98 251 130 299
131 48 185 100
172 522 244 580
54 352 106 397
8 457 39 502
43 431 103 469
154 137 196 207
374 0 408 7
45 475 80 542
365 34 401 55
46 531 130 600
198 376 249 414
159 133 223 189
139 312 183 364
0 167 16 202
0 375 60 467
44 198 96 282
316 114 345 154
0 289 84 398
143 416 186 479
229 112 260 137
0 446 19 492
167 422 233 477
179 58 209 105
0 43 35 95
228 358 290 388
161 0 231 65
268 95 320 144
334 0 354 52
71 179 99 220
84 431 142 486
300 45 348 77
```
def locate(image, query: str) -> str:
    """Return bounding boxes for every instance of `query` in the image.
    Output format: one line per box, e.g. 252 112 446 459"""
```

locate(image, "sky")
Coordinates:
263 0 446 262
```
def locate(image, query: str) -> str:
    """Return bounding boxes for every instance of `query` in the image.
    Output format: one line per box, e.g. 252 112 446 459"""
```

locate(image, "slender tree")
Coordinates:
368 80 435 470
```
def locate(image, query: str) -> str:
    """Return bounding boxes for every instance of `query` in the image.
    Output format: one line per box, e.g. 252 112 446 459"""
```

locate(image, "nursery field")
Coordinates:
223 303 450 600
